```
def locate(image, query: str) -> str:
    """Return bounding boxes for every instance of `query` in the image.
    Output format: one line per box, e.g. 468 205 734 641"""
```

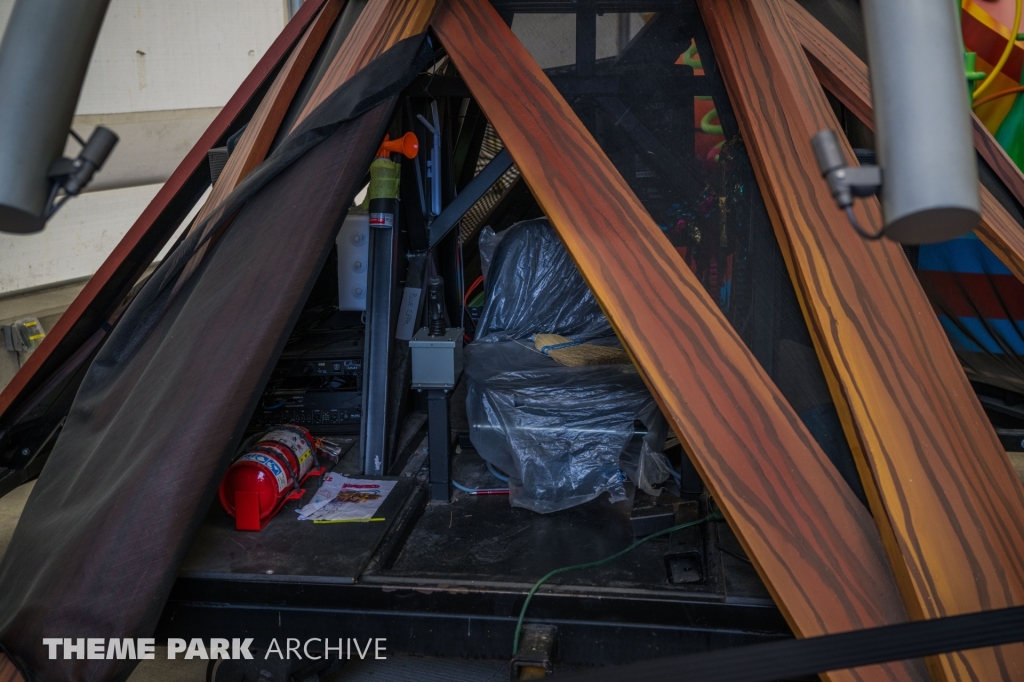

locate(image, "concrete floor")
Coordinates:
0 480 34 561
127 651 208 682
0 279 87 392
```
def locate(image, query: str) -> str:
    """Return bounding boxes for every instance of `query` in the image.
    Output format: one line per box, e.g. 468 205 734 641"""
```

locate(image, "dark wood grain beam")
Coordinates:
432 3 926 680
0 654 23 682
293 0 436 128
705 1 1024 678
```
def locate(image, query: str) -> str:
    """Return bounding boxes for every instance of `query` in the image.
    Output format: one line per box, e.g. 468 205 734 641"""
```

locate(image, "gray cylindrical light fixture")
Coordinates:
0 0 111 234
860 0 980 244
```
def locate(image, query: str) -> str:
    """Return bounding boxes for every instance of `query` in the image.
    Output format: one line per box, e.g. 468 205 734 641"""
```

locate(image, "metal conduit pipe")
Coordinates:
860 0 980 243
0 0 112 234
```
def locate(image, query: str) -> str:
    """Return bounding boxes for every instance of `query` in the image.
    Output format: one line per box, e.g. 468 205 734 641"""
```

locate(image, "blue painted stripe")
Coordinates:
938 315 1024 354
918 235 1012 275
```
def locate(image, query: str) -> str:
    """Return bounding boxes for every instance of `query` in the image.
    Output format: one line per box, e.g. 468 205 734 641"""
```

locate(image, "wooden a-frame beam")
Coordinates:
293 0 436 128
703 1 1024 679
190 0 346 229
433 3 926 680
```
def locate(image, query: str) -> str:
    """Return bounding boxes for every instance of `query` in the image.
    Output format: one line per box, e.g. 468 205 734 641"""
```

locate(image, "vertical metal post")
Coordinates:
860 0 979 242
361 197 398 475
427 388 452 502
576 3 597 79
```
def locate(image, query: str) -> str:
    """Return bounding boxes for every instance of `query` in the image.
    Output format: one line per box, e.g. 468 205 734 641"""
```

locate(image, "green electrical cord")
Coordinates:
512 510 725 654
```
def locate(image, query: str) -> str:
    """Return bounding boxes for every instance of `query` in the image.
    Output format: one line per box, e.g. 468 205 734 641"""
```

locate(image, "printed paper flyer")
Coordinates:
296 474 396 522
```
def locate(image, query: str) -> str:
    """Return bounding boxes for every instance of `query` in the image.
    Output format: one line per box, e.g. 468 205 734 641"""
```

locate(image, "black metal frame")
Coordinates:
428 148 513 249
157 5 787 659
426 388 453 501
360 198 400 476
158 576 789 665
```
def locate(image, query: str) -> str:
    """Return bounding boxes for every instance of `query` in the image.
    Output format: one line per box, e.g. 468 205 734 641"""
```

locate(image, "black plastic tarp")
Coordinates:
0 36 431 682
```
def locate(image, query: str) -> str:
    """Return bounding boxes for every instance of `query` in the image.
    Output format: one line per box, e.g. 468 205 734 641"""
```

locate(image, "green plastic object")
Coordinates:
700 108 723 135
964 51 986 85
995 69 1024 172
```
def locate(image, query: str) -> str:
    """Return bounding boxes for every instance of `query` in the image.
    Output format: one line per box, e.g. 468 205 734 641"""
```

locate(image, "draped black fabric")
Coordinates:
0 36 431 682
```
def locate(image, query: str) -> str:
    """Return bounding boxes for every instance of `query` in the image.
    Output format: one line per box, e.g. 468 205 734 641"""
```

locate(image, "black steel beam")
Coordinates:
362 200 399 475
427 148 514 250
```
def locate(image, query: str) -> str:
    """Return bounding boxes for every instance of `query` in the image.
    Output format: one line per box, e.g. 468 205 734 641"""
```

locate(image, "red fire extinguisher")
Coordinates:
218 425 324 531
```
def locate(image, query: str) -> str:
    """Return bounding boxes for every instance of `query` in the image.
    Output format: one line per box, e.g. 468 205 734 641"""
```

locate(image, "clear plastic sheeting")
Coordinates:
621 402 674 496
466 219 672 513
477 225 504 284
474 219 612 343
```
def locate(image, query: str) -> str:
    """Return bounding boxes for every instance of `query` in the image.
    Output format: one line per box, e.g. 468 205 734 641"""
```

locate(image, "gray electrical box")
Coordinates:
410 327 463 389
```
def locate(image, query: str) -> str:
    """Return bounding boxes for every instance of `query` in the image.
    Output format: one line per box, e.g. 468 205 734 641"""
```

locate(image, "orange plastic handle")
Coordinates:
377 131 419 159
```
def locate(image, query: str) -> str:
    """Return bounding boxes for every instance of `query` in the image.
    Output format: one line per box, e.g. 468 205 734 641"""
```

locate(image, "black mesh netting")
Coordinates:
509 6 866 501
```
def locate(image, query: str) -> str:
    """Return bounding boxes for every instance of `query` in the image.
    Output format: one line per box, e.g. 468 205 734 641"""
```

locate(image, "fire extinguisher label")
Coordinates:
239 453 288 492
369 212 393 227
262 429 314 478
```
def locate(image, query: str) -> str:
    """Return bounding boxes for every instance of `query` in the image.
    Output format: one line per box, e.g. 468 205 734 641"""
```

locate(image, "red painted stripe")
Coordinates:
962 8 1024 85
0 0 329 420
917 269 1024 320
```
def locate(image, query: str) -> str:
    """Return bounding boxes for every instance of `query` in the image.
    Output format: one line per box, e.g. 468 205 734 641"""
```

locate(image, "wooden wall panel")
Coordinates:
702 1 1024 679
433 3 927 680
784 0 1024 284
978 189 1024 283
0 0 330 422
294 0 436 127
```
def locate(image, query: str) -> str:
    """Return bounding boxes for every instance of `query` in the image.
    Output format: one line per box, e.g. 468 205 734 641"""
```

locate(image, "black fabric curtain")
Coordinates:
0 36 431 682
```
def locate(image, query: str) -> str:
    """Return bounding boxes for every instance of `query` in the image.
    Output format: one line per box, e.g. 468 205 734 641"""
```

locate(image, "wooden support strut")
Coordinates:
432 3 926 680
783 0 1024 284
173 0 346 286
704 1 1024 679
190 0 346 229
293 0 437 130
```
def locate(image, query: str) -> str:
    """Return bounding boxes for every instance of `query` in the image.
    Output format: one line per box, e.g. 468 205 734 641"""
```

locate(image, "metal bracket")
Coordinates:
416 101 443 217
511 624 557 680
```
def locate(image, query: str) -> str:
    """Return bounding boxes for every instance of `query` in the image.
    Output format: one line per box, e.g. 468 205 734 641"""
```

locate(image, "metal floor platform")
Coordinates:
160 434 792 666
